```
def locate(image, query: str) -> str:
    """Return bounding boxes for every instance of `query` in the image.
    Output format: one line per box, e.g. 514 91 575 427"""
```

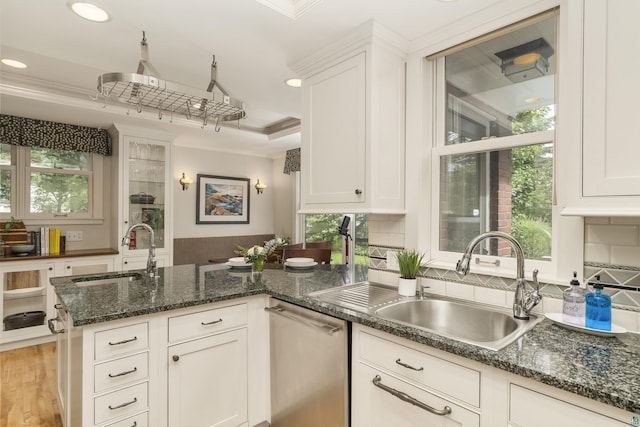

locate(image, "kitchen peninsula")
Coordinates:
51 264 640 427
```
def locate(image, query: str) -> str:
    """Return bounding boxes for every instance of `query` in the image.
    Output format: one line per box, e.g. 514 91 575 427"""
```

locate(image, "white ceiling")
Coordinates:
0 0 535 156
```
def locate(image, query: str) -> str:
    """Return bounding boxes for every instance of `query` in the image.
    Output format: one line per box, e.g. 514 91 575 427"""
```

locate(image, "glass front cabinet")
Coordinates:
111 126 173 269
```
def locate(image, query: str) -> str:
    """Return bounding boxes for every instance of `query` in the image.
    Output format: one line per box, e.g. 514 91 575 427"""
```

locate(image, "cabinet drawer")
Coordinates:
359 331 480 407
354 363 479 427
94 352 149 394
94 382 148 425
104 411 147 427
94 322 149 361
168 303 247 342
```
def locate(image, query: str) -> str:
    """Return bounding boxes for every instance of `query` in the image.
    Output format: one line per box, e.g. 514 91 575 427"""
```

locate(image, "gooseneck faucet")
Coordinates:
121 223 157 278
455 231 542 320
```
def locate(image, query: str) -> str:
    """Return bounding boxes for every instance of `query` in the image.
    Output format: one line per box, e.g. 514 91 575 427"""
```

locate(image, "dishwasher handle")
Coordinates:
265 305 342 336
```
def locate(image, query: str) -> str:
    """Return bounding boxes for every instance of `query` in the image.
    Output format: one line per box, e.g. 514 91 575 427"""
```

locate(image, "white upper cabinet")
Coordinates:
294 21 407 213
562 0 640 215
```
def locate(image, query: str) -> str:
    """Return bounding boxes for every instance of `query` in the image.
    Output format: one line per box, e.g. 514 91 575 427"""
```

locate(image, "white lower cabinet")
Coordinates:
55 296 266 427
352 325 481 427
168 328 248 427
355 363 479 427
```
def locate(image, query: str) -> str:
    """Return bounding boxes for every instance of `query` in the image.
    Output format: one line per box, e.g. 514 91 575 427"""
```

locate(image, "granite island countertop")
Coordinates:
51 263 640 415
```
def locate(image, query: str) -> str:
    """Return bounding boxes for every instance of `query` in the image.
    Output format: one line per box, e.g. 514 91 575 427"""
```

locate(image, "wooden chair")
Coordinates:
305 240 331 249
283 248 332 264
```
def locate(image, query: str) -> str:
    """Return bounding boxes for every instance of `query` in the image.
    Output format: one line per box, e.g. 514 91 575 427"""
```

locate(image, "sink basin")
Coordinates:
71 272 145 287
310 283 543 351
376 298 542 350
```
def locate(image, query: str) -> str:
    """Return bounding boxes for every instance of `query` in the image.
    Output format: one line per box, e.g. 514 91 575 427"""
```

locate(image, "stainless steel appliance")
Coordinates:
266 298 349 427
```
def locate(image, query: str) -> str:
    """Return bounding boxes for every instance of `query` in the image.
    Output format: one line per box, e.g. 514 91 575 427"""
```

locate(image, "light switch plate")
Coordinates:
66 231 83 241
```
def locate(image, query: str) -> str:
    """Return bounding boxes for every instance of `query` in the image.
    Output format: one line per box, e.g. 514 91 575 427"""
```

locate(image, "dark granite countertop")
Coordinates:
51 263 640 415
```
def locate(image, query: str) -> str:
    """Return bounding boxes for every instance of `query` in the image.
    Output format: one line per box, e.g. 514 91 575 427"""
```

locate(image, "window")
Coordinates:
304 214 368 265
0 143 101 221
430 11 557 268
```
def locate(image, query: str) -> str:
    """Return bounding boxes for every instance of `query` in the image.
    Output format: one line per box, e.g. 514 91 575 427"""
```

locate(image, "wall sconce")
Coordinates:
494 38 554 83
255 179 267 194
179 173 193 191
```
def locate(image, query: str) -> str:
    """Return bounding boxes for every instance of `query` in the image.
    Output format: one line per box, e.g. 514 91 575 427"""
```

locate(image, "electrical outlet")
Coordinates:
66 231 83 242
386 250 399 270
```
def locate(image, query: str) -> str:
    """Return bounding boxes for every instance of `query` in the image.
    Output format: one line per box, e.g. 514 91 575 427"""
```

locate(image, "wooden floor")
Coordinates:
1 342 62 427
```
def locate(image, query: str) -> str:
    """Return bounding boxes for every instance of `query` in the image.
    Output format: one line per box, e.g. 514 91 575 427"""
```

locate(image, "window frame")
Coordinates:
426 19 564 281
0 144 104 224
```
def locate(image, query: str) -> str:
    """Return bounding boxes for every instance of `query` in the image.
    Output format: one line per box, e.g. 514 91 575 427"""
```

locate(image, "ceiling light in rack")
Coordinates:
69 2 110 22
1 59 27 69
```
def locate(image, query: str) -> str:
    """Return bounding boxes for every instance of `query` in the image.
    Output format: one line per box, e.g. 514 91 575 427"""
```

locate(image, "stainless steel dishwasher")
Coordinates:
266 298 349 427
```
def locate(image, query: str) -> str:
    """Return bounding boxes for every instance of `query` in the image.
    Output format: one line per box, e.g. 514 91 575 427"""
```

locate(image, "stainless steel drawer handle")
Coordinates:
109 336 137 346
108 397 137 410
372 375 452 416
108 367 138 378
48 317 65 334
201 318 223 326
265 305 342 336
395 358 424 372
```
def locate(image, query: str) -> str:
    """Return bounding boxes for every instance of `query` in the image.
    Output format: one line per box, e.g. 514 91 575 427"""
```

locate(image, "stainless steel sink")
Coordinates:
375 298 542 350
71 272 144 287
310 283 543 350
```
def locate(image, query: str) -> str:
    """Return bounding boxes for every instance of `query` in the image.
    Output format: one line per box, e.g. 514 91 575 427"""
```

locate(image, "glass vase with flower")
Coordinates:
236 236 288 283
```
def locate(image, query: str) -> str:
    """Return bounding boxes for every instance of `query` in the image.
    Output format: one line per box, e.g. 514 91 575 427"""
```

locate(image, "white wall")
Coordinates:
172 146 276 239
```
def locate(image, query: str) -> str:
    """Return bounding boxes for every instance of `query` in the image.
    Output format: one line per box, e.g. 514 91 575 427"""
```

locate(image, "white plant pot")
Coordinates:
398 278 417 296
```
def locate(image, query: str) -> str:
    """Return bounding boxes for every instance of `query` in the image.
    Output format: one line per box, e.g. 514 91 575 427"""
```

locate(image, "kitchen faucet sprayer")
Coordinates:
121 223 157 278
455 231 541 320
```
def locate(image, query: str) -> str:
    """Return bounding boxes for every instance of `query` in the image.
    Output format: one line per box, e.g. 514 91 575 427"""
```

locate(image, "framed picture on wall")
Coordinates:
196 174 250 224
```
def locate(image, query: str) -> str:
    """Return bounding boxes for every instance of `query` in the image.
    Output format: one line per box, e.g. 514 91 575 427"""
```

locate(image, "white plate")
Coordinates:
285 261 317 269
545 313 626 337
286 257 314 264
228 257 247 263
225 262 252 268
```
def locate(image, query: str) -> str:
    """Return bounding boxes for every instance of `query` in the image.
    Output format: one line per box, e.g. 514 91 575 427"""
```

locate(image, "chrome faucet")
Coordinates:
455 231 541 320
121 223 157 278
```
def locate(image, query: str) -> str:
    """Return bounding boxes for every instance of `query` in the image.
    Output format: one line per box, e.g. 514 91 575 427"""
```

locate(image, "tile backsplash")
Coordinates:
367 215 640 333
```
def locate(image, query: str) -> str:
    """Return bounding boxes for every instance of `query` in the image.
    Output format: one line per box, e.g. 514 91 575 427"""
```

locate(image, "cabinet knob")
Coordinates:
67 266 71 269
355 189 362 195
49 267 53 271
172 355 180 362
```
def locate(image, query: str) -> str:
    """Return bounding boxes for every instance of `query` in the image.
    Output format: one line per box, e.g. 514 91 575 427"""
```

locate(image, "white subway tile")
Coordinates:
387 233 405 248
542 297 562 314
586 224 639 246
473 287 507 307
446 282 474 300
377 270 399 286
421 278 446 296
584 243 611 264
368 232 387 246
611 246 640 268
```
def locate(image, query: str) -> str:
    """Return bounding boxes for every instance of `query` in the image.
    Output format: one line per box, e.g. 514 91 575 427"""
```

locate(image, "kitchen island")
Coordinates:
51 264 640 426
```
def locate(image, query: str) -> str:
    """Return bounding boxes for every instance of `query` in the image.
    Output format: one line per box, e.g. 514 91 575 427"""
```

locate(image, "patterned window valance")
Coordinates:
282 147 300 175
0 114 111 156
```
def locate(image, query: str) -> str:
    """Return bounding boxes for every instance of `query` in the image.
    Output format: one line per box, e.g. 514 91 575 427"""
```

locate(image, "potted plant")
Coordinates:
396 249 425 296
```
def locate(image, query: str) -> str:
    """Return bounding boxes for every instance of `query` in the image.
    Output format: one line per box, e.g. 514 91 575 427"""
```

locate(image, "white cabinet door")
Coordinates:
509 383 630 427
302 52 366 206
298 24 406 213
583 0 640 197
121 254 168 272
353 363 479 427
168 328 248 427
63 257 114 276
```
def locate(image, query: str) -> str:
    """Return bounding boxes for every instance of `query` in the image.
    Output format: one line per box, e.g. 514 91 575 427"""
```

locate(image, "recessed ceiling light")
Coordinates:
1 59 27 69
285 78 302 88
69 2 110 22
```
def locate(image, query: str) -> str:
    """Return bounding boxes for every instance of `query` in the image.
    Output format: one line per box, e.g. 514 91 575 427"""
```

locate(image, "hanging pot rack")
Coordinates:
95 32 246 131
